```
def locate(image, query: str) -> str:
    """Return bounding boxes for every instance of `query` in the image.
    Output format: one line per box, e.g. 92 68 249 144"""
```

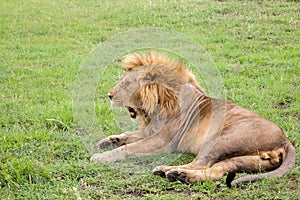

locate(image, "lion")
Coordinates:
91 52 296 187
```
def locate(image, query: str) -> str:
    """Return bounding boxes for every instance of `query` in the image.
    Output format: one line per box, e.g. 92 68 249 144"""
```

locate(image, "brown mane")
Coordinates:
121 52 204 92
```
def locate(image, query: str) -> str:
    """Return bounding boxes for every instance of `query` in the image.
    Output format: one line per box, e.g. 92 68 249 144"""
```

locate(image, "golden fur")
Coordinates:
91 52 296 187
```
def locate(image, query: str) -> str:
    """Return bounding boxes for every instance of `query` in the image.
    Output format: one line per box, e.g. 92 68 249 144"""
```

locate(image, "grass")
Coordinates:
1 0 299 199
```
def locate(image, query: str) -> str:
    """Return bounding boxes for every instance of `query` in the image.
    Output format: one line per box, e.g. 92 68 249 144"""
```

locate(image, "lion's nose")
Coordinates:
108 94 113 100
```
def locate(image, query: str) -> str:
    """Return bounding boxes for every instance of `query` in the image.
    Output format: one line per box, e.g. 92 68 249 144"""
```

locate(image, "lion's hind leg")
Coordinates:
163 151 283 184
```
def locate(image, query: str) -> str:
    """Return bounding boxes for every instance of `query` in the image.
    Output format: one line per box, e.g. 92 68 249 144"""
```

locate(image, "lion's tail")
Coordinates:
230 141 296 187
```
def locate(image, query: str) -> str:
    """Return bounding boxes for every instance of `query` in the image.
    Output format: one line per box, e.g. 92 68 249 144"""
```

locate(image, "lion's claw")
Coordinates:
96 136 121 149
96 140 113 149
153 169 166 177
176 172 187 182
166 171 177 182
166 170 187 183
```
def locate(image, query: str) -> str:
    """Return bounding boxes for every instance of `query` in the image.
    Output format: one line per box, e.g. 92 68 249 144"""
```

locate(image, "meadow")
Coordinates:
0 0 299 199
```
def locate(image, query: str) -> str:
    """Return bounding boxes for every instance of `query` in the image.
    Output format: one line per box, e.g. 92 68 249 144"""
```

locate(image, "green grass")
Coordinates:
1 0 299 199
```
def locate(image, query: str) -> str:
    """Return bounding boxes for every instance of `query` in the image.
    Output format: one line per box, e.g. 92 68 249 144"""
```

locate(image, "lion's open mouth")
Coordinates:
126 106 137 119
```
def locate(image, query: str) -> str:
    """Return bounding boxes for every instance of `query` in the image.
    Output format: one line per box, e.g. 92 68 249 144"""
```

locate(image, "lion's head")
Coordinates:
108 52 205 125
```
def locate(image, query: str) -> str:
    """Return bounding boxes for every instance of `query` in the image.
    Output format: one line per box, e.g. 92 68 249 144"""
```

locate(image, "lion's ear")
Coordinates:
139 83 178 115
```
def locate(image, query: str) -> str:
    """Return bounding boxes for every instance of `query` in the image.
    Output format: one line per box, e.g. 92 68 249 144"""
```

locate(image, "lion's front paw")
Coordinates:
96 135 124 149
90 152 116 162
90 148 127 162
